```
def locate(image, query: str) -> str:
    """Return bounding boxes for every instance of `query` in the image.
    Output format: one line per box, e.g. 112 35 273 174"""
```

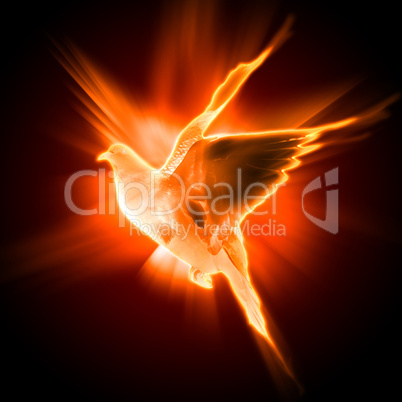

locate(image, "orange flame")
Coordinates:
7 6 394 389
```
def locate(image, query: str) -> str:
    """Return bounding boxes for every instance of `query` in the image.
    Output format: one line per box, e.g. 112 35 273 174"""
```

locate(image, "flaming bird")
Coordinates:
97 43 361 359
53 13 393 379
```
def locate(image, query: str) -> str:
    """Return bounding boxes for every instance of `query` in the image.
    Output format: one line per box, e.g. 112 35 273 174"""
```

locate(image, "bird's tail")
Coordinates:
222 264 294 379
222 265 269 339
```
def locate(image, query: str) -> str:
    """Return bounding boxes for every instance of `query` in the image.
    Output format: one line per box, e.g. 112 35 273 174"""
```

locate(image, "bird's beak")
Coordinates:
97 151 110 161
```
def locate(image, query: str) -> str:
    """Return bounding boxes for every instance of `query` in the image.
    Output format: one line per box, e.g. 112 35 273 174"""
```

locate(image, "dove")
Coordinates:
97 40 365 361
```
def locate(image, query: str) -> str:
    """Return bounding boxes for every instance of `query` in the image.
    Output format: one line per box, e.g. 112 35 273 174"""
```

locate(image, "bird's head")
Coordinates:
97 144 133 164
97 143 150 182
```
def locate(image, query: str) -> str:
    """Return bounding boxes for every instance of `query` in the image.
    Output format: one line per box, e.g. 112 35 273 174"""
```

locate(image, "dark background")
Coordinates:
1 0 401 400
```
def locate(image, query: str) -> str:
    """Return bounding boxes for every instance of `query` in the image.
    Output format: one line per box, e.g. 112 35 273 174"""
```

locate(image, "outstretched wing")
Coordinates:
173 118 356 253
161 18 293 174
160 49 270 174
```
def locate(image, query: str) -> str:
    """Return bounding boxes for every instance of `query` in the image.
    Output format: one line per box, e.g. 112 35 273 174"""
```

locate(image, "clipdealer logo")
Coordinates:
302 168 339 234
64 167 340 235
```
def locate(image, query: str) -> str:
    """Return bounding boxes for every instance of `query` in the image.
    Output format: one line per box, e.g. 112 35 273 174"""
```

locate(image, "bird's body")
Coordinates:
109 152 268 333
116 165 220 276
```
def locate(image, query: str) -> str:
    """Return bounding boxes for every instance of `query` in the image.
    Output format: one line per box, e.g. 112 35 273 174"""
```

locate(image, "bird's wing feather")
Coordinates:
160 17 294 175
173 118 356 235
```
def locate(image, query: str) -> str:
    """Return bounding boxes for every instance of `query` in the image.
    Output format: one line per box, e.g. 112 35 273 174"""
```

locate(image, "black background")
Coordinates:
1 0 401 400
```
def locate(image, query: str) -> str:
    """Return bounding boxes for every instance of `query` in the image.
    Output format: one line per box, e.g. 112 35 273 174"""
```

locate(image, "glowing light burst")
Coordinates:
48 12 394 385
